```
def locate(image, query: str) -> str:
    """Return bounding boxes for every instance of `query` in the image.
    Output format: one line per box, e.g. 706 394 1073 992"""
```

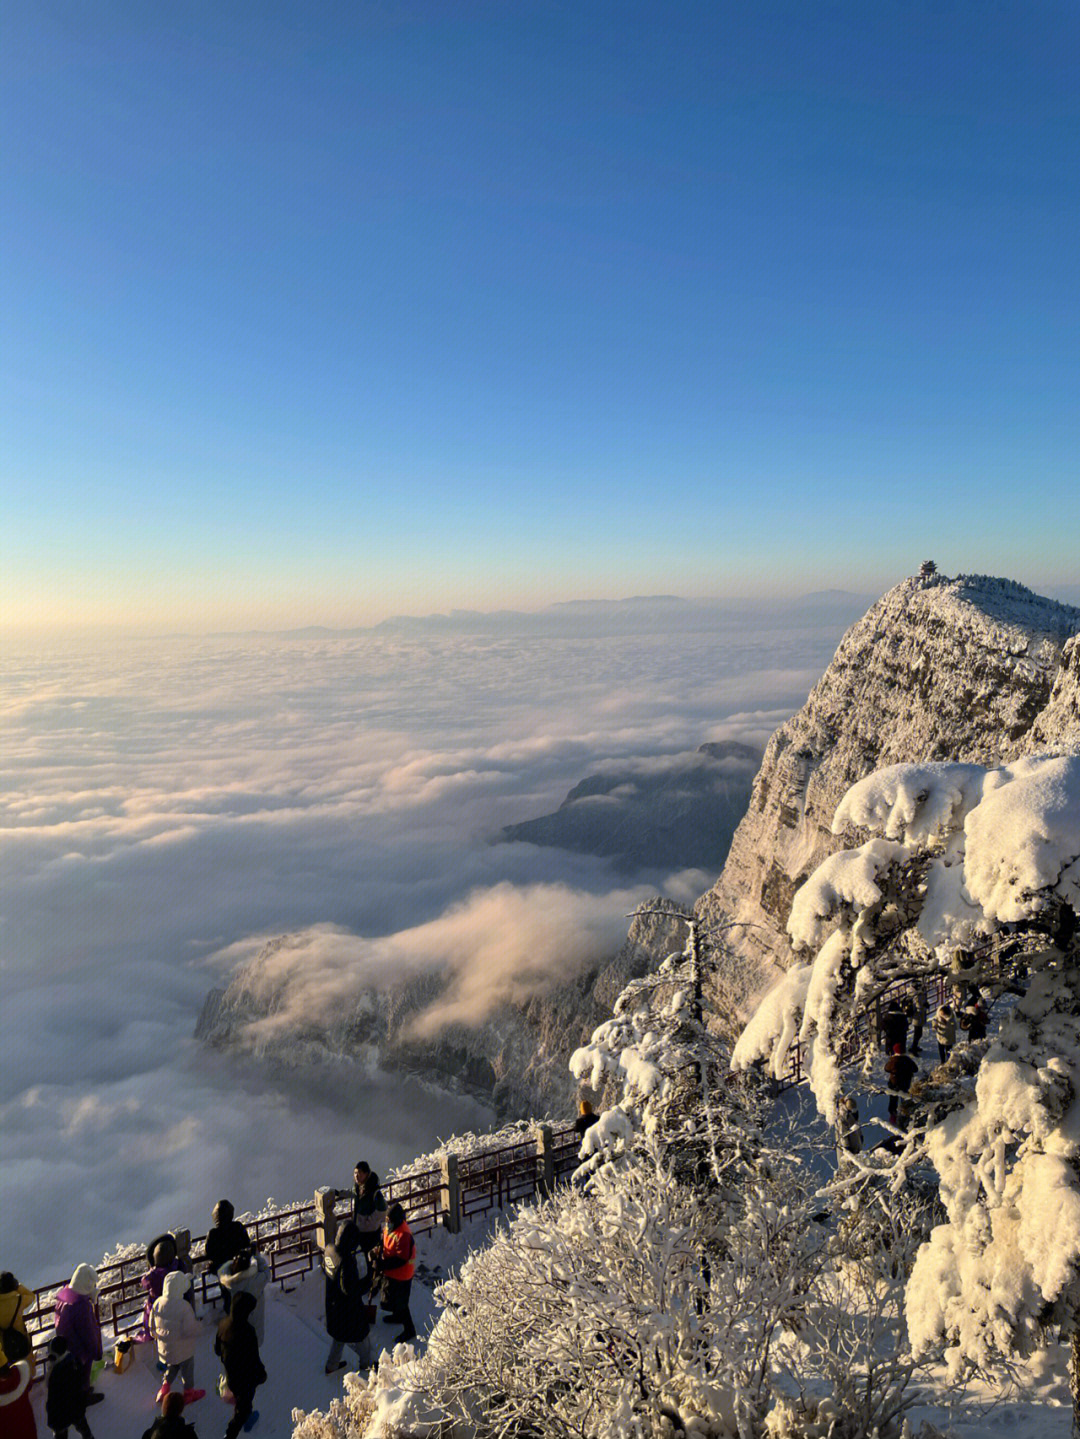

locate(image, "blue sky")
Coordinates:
2 0 1077 630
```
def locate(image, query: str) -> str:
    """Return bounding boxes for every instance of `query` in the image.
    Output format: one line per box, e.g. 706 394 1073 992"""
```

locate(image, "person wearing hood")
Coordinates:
46 1336 95 1439
140 1390 199 1439
217 1249 269 1344
53 1266 102 1401
139 1235 193 1342
0 1272 36 1379
214 1291 266 1439
322 1220 370 1374
0 1346 36 1439
203 1202 251 1313
149 1271 204 1406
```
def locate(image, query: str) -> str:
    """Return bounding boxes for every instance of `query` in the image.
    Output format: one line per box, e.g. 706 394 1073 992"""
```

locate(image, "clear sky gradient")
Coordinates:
2 1 1077 631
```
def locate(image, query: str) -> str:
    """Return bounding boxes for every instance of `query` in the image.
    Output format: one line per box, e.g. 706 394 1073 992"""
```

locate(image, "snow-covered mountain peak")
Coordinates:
696 573 1080 998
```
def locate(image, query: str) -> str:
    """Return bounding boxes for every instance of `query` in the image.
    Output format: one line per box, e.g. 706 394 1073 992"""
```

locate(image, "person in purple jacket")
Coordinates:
53 1265 103 1405
139 1234 193 1341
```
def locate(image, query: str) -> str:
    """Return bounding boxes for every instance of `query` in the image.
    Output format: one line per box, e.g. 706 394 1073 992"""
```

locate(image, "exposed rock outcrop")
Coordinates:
499 740 761 875
696 573 1080 998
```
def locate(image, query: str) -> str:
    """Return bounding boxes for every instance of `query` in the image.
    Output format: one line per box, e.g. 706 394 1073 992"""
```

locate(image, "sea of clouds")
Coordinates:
0 597 864 1280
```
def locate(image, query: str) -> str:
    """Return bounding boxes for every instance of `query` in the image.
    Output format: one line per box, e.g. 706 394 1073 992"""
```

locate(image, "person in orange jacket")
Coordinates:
374 1203 416 1343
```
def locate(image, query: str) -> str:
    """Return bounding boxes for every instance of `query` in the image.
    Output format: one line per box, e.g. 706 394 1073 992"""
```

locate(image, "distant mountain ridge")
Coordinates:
205 591 875 640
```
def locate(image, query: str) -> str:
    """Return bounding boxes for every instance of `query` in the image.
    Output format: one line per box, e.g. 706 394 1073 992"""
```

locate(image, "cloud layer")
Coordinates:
0 602 858 1279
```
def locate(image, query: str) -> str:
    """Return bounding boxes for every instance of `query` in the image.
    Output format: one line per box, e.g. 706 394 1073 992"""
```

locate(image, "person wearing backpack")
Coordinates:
46 1337 95 1439
0 1272 35 1377
139 1235 193 1342
218 1249 270 1345
214 1291 267 1438
376 1204 417 1344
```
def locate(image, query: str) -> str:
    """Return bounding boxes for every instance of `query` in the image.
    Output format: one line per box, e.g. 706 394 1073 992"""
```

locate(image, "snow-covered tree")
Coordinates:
569 905 768 1186
731 752 1080 1417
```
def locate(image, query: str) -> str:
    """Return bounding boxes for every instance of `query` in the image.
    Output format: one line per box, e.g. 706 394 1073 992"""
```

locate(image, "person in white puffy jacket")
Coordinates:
217 1249 270 1344
149 1271 204 1406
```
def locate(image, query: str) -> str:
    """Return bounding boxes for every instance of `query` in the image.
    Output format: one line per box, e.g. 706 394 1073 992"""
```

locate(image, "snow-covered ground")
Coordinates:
23 1170 1075 1438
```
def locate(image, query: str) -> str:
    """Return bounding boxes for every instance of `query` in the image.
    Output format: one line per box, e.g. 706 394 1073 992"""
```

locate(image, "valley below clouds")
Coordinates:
0 599 862 1278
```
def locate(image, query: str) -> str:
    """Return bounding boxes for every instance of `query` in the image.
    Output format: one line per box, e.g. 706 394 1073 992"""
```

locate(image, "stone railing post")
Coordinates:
314 1187 338 1252
173 1228 191 1262
537 1124 555 1197
440 1152 461 1233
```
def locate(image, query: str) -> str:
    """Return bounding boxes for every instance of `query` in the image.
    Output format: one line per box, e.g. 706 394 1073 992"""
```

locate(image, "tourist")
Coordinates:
45 1337 95 1439
149 1272 204 1406
215 1291 267 1439
350 1167 387 1286
933 1002 956 1063
140 1390 199 1438
376 1203 417 1344
53 1266 103 1404
322 1220 370 1374
203 1203 251 1313
573 1099 600 1136
217 1249 269 1344
0 1272 35 1377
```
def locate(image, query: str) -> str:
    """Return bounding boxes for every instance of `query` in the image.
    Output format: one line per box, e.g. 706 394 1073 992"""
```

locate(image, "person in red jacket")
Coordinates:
0 1351 36 1439
375 1203 416 1343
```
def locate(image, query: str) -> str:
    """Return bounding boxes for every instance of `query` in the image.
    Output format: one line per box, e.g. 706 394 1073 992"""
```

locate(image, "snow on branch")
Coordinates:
731 963 812 1079
965 754 1080 923
833 762 986 847
787 838 909 950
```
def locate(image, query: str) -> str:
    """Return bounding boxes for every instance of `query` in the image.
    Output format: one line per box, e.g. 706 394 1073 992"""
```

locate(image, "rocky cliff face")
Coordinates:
696 573 1080 996
197 904 689 1120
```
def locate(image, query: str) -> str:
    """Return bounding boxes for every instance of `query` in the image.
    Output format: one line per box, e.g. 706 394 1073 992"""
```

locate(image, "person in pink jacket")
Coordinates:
149 1271 205 1407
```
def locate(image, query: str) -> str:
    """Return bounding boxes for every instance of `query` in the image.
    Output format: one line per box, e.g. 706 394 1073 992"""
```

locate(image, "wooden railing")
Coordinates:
19 1124 581 1368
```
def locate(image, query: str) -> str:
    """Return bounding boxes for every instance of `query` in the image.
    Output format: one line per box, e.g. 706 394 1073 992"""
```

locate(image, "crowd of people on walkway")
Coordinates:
837 959 996 1159
0 1168 418 1439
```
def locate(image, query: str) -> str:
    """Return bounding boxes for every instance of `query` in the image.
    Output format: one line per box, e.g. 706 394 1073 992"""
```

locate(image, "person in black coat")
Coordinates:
885 1044 918 1126
46 1337 95 1439
351 1169 387 1286
214 1292 266 1439
203 1202 252 1313
140 1390 199 1438
322 1220 371 1374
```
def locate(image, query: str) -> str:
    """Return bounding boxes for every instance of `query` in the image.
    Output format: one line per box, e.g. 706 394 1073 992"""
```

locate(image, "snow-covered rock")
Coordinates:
697 574 1080 1000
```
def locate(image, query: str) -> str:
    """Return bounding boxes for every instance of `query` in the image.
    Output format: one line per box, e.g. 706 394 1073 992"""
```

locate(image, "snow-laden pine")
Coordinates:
732 751 1080 1404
